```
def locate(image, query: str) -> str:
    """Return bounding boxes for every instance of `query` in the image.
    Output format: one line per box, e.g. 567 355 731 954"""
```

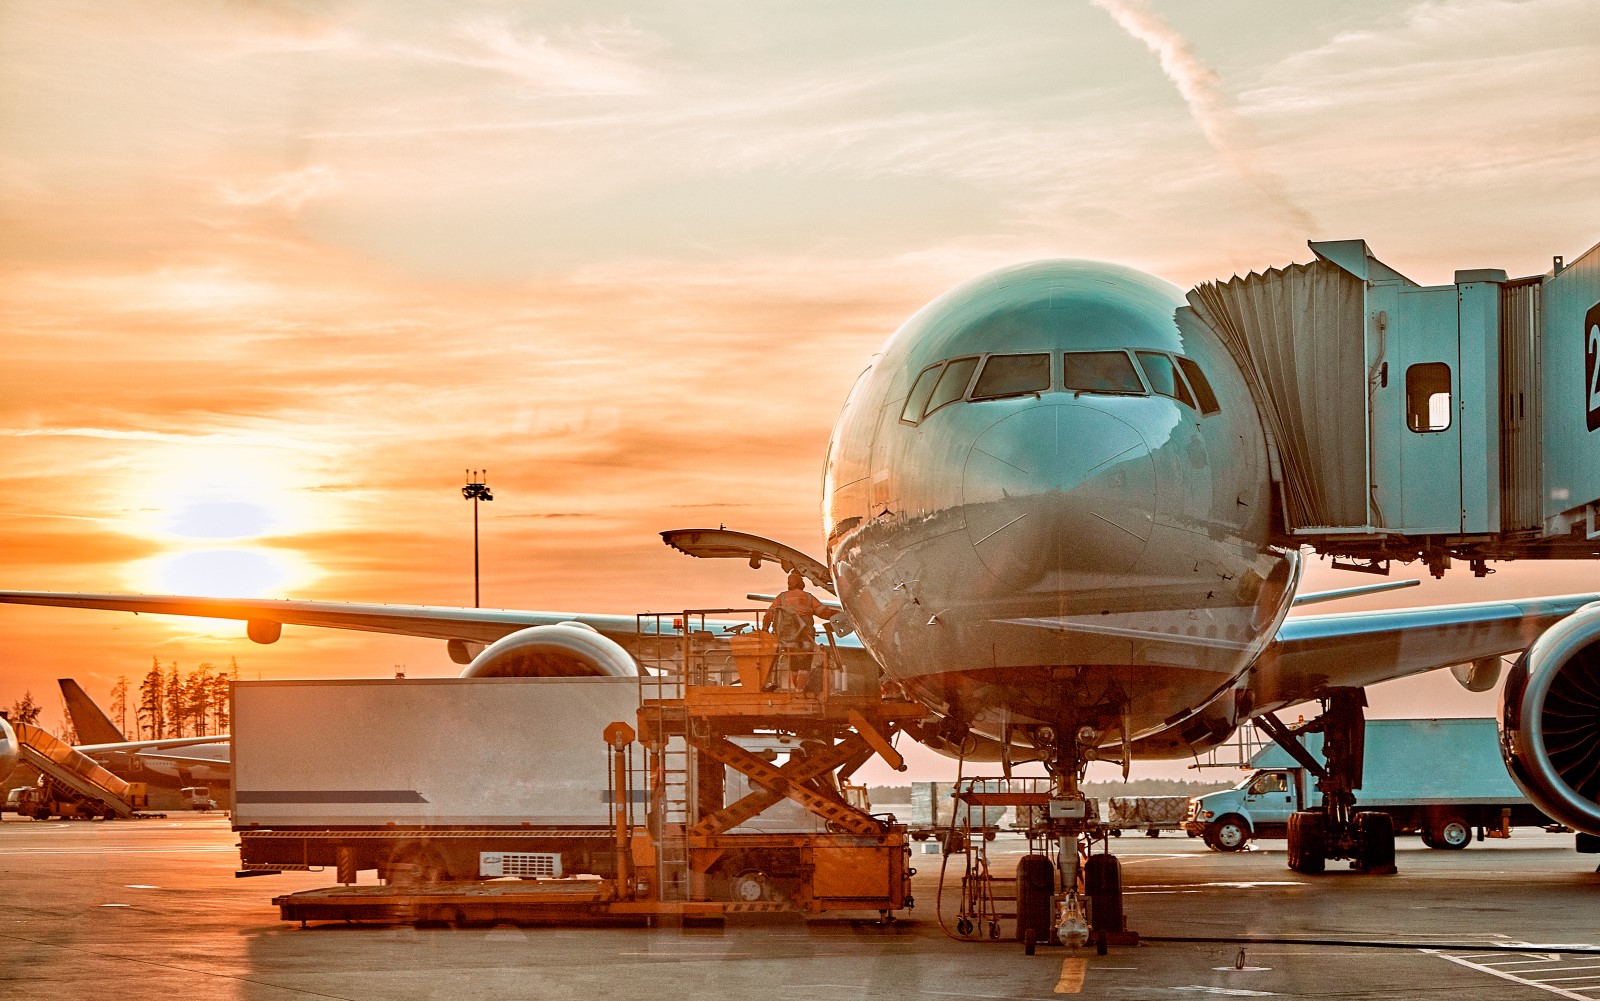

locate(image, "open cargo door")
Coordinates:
660 528 834 594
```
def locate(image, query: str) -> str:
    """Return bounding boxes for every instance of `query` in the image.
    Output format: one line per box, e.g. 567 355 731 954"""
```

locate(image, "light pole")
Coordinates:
462 470 493 607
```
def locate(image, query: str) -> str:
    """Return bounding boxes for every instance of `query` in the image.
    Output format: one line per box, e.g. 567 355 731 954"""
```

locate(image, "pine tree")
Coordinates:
56 695 78 743
138 657 165 739
8 691 42 726
188 663 214 736
164 665 184 737
210 658 237 733
108 676 129 737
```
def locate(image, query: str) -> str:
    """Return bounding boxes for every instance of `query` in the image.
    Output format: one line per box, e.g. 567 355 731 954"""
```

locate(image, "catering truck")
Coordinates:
232 676 641 882
1185 718 1551 852
232 675 826 882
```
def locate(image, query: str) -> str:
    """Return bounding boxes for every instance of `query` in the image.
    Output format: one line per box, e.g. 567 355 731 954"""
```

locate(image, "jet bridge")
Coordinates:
1184 238 1600 576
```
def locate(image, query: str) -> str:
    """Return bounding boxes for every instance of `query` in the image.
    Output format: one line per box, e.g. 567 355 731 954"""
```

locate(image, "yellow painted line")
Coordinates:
1054 957 1088 994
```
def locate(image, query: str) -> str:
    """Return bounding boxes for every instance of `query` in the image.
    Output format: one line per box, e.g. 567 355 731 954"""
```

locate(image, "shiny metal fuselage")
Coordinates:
824 261 1298 757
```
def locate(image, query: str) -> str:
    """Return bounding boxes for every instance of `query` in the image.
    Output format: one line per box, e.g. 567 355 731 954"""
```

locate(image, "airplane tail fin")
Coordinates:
58 679 126 744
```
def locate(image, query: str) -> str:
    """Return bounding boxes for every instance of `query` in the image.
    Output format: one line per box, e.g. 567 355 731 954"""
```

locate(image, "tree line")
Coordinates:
5 657 241 742
135 657 240 739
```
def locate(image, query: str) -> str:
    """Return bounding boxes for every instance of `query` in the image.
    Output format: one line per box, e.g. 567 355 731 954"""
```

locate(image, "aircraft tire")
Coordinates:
1287 811 1326 874
1354 811 1397 873
1207 815 1250 852
1083 854 1123 934
1014 854 1055 944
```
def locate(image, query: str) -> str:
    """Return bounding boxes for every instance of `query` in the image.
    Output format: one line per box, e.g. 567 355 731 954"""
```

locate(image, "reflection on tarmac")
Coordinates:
1 814 1595 1000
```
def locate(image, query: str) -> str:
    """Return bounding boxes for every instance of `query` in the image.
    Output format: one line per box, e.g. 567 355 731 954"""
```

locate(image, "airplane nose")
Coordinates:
963 403 1155 589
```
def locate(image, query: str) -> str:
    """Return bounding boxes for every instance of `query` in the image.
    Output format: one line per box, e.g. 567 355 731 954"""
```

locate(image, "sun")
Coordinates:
118 441 329 598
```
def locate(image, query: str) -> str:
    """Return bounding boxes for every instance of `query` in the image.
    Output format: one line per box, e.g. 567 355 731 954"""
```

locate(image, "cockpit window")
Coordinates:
1176 357 1221 415
1136 351 1196 409
1063 351 1144 395
900 363 944 424
924 356 980 417
971 353 1050 400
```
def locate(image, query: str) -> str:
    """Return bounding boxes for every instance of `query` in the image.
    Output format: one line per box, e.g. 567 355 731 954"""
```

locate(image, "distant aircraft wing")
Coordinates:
0 591 657 647
75 735 230 754
128 750 229 767
1252 591 1600 710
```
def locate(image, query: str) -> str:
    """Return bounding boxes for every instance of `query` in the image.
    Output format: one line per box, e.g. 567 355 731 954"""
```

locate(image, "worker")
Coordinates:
762 570 838 692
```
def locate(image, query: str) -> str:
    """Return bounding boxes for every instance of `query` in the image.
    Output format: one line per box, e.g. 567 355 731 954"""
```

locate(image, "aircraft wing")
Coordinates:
0 591 658 647
128 750 229 767
1252 591 1600 710
76 735 229 754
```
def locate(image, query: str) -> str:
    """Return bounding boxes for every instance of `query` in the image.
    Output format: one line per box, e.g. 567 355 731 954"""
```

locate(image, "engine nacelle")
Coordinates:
1500 602 1600 835
457 623 639 678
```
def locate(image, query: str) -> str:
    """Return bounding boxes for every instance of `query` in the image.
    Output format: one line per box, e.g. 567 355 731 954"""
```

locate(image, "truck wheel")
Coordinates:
1428 816 1471 850
1287 811 1326 875
1354 811 1397 873
1207 815 1250 852
384 843 451 885
1014 854 1055 945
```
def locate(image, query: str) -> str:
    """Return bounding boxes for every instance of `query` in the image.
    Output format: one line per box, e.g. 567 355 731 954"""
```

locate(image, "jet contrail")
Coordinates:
1090 0 1315 233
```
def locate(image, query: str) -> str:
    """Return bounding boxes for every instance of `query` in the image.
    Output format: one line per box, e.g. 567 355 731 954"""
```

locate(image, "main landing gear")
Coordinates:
1258 688 1396 875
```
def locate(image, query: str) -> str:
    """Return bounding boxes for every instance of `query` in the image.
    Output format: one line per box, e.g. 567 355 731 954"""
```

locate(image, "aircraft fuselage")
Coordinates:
824 261 1298 758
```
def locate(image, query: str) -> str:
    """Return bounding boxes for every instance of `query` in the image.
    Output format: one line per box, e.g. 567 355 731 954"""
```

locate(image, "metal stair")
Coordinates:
14 722 137 817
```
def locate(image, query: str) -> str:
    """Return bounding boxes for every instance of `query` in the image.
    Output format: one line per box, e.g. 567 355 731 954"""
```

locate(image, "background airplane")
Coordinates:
56 678 231 789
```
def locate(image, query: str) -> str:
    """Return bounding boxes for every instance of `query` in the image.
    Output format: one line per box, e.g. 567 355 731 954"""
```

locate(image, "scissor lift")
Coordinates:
625 608 926 918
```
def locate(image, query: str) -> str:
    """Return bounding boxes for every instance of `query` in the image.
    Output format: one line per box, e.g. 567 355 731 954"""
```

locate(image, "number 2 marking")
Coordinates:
1590 325 1600 413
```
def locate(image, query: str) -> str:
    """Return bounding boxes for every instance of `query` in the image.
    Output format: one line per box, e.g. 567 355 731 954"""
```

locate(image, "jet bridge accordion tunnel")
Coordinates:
1183 237 1600 577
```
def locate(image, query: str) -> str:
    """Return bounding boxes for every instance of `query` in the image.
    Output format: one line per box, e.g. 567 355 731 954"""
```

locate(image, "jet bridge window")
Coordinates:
971 353 1050 400
1063 351 1145 395
923 356 980 418
900 363 944 424
1136 351 1197 409
1175 357 1221 415
1406 362 1452 433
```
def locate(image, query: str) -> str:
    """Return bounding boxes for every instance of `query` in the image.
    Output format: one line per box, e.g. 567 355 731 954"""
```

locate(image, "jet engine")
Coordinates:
1500 602 1600 835
457 623 639 678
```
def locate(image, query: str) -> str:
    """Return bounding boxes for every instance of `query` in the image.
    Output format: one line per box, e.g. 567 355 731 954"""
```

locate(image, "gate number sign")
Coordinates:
1588 302 1600 432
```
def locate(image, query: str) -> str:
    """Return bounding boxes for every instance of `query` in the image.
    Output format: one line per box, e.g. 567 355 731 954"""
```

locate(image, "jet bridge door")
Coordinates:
1370 283 1463 535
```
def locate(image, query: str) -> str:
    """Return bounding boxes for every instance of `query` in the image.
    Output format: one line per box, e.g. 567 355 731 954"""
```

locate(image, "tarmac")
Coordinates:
1 813 1596 1000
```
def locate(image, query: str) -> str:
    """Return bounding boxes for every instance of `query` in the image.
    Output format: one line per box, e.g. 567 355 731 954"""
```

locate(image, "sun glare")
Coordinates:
129 547 314 599
117 442 332 597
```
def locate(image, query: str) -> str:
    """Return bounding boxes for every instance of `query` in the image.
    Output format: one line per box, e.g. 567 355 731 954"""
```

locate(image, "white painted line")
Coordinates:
1428 952 1600 1000
1531 976 1600 984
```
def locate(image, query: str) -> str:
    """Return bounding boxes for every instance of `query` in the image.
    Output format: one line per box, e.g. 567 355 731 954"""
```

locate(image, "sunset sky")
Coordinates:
3 1 1598 780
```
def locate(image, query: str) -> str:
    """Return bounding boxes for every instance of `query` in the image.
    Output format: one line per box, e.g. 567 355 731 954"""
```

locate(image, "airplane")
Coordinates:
57 678 231 788
4 253 1599 887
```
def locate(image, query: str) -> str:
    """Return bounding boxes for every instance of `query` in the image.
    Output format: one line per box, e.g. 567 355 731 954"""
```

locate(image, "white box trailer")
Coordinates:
1185 718 1552 852
232 676 639 881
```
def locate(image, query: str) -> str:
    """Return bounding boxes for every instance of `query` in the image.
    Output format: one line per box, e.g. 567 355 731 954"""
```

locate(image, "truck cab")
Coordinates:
180 786 216 811
1185 768 1306 851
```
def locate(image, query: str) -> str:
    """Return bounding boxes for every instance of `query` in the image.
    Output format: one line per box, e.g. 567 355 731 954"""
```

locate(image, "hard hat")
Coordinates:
787 569 805 588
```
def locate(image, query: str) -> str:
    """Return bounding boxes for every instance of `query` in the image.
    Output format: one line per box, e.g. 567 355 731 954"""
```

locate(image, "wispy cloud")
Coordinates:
1089 0 1315 234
